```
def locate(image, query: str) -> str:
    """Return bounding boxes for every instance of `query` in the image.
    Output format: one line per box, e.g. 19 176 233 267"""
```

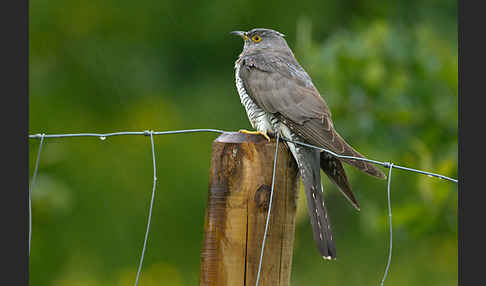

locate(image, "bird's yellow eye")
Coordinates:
252 35 262 43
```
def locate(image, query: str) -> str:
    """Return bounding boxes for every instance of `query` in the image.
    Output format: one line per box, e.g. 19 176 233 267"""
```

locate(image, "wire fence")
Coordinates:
28 128 458 286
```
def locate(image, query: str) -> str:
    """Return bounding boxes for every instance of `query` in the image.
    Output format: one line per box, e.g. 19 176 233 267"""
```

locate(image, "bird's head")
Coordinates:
231 28 290 55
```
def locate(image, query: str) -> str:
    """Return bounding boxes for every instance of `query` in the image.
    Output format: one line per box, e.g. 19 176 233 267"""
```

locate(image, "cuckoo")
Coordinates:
231 28 386 259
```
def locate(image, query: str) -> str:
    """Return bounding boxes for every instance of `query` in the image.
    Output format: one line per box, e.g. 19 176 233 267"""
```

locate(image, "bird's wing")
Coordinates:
238 54 385 179
238 54 331 124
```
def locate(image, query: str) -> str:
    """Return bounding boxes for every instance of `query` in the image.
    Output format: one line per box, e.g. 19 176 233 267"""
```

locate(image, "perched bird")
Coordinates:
231 28 386 259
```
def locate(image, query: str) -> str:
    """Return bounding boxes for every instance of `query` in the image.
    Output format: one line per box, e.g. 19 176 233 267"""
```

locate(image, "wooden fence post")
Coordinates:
199 132 300 286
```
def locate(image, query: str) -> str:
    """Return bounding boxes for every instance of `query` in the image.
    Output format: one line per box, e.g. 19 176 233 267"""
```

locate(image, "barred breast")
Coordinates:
234 58 276 135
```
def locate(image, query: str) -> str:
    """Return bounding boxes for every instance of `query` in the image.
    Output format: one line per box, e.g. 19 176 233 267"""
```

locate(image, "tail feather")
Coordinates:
320 152 360 211
290 142 337 259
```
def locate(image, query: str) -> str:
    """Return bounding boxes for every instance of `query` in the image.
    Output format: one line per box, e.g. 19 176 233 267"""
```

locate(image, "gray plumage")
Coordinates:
232 28 385 259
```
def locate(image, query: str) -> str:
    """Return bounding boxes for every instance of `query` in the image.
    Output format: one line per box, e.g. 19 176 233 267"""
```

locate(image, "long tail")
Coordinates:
287 141 337 259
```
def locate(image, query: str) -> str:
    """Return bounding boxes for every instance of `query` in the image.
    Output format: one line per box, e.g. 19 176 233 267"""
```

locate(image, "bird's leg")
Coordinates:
238 129 271 141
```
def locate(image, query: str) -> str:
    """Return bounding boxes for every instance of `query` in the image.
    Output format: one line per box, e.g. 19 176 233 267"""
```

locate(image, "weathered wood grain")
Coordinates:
200 132 299 286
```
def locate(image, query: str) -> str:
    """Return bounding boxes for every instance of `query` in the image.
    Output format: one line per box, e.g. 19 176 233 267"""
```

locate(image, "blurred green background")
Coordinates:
29 0 457 285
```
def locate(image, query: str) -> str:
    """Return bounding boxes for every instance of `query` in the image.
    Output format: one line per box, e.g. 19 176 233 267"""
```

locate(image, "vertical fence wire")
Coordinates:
255 133 280 286
134 131 158 286
28 133 45 256
380 163 395 286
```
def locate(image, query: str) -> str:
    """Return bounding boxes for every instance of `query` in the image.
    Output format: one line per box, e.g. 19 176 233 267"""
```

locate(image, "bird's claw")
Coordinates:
238 129 271 141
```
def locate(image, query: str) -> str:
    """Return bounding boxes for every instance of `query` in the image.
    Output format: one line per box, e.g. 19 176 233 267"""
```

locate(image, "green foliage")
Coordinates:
30 0 457 285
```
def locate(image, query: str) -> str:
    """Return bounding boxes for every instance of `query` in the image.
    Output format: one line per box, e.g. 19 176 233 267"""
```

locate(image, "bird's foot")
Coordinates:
238 129 271 141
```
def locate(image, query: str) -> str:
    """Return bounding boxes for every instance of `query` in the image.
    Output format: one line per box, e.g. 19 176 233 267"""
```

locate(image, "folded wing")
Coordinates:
238 53 386 180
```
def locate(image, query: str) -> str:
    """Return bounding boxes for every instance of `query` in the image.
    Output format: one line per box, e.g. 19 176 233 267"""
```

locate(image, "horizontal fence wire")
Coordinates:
28 129 458 183
28 128 458 285
28 129 227 139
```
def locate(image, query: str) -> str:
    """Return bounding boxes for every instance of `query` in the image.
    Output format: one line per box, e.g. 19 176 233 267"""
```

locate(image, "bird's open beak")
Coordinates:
231 31 249 40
